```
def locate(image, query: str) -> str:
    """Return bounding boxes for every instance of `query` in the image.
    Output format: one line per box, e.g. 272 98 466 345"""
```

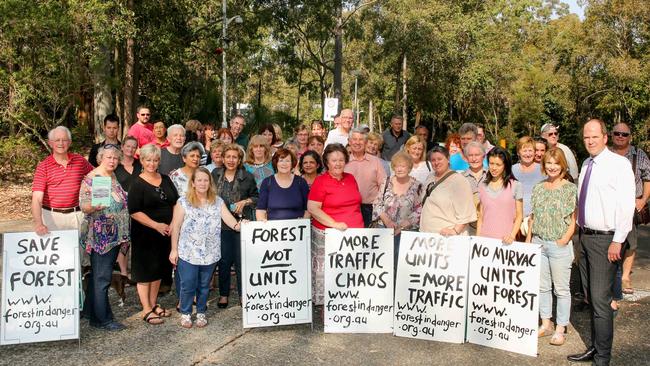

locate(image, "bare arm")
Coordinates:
256 209 267 221
637 181 650 211
31 191 48 235
503 199 523 244
221 202 241 231
475 202 483 237
169 203 185 265
557 210 576 246
525 214 533 243
307 200 347 230
131 212 170 236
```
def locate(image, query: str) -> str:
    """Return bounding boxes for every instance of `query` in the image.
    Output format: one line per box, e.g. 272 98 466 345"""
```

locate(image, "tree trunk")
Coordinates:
123 0 135 136
368 100 373 132
402 54 407 130
296 50 304 123
114 45 124 137
333 2 343 112
93 47 113 143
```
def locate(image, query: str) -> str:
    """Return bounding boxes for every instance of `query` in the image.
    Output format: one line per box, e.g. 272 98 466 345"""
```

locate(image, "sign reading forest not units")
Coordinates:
324 228 394 333
466 237 541 357
1 230 80 345
241 219 312 328
394 232 469 343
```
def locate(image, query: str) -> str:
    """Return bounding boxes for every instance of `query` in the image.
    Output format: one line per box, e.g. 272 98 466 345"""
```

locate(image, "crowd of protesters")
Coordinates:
31 105 648 365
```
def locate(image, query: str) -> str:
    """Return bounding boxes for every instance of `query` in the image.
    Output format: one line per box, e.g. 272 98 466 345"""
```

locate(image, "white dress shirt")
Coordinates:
324 128 349 147
578 148 635 243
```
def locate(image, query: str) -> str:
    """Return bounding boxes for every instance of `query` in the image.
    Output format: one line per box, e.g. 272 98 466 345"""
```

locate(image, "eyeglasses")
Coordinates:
154 186 168 201
546 132 558 136
612 131 630 137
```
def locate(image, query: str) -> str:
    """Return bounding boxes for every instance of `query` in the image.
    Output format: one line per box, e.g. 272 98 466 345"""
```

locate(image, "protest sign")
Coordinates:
1 230 80 345
241 219 312 328
394 231 469 343
324 228 394 333
466 237 541 357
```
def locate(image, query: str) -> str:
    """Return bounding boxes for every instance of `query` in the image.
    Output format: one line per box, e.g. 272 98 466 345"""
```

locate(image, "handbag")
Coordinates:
632 152 650 225
368 176 391 228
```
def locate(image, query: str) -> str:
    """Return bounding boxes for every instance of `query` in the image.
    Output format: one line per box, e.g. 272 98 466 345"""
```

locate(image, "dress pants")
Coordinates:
579 232 617 366
218 229 241 297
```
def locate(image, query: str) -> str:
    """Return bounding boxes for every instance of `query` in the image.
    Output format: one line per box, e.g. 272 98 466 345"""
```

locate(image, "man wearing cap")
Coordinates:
32 126 93 236
541 123 579 180
381 115 410 161
567 119 635 365
609 122 650 296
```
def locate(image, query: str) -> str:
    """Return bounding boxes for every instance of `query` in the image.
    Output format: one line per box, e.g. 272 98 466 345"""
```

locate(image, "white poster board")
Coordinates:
324 228 394 333
394 232 469 343
323 98 339 122
466 237 541 357
1 230 80 345
241 219 312 328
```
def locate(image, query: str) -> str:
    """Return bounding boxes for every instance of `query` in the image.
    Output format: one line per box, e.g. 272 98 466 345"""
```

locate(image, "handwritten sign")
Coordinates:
240 219 312 328
324 228 394 333
466 237 540 357
394 232 469 343
1 230 80 345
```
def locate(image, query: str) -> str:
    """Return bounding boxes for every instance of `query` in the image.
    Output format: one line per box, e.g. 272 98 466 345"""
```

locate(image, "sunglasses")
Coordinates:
139 113 150 116
154 186 168 201
546 131 558 136
612 131 630 137
104 143 119 149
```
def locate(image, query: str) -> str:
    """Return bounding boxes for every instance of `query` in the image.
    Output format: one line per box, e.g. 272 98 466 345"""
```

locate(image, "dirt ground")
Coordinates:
0 183 32 221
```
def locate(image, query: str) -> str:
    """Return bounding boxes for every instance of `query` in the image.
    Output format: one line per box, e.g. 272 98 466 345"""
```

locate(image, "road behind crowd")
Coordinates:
0 220 649 366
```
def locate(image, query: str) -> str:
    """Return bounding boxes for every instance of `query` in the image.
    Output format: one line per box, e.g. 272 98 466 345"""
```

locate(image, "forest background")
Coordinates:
1 0 649 181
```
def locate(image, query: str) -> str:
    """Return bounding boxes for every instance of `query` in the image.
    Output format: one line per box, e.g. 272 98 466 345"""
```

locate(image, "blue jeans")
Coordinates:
84 245 120 327
535 236 573 326
176 258 217 315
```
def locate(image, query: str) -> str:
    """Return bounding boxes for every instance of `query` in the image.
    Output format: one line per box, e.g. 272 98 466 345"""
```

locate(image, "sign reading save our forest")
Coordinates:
1 230 80 345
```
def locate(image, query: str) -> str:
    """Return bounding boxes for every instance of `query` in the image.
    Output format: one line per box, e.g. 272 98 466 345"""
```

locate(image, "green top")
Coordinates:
531 181 577 241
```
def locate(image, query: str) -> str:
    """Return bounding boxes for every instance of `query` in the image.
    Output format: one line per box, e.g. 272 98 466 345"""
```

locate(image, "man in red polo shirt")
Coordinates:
127 106 155 148
32 126 93 236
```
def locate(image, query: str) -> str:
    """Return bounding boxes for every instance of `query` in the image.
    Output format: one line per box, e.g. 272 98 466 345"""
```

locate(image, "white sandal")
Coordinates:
180 314 192 328
195 313 208 328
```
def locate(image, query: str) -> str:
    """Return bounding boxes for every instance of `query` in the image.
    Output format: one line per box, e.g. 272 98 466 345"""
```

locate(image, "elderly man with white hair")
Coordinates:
541 123 579 181
159 124 187 175
32 126 94 235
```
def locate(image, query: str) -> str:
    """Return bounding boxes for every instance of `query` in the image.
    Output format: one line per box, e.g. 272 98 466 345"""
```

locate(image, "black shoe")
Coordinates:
567 347 596 362
217 297 229 309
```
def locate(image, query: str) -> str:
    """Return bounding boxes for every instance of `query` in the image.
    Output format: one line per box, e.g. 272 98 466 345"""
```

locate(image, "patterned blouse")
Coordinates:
372 176 423 230
244 161 275 189
79 174 130 255
177 196 224 265
530 181 577 241
169 168 190 197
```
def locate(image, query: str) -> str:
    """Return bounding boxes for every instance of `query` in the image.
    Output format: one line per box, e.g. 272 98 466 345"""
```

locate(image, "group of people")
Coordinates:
31 105 648 365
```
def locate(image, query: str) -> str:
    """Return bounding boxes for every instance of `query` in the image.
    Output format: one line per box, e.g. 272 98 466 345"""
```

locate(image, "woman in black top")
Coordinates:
211 144 258 308
114 136 142 192
128 144 179 324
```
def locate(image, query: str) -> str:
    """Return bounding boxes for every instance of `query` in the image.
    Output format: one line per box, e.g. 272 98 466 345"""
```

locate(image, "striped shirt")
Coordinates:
32 153 93 208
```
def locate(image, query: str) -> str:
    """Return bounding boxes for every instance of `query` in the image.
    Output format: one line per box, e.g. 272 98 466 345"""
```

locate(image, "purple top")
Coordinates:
257 175 309 220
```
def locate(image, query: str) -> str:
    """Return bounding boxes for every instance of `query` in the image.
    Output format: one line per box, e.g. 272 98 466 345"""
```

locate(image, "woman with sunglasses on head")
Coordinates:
79 145 130 331
476 147 523 244
128 144 180 325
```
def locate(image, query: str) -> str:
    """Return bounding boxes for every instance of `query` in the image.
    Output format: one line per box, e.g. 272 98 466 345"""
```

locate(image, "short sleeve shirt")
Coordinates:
32 153 93 208
128 123 155 148
308 172 364 230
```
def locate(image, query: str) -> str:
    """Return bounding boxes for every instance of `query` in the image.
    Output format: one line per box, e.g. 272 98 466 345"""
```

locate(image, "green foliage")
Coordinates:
0 136 44 181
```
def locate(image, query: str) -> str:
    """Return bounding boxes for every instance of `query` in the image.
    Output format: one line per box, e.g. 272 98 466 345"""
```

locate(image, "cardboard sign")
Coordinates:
241 219 312 328
324 228 394 333
1 230 80 345
466 237 541 357
394 232 469 343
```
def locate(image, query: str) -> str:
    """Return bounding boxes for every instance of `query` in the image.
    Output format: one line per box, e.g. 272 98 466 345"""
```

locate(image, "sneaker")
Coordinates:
195 313 208 328
101 321 126 331
180 314 192 328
